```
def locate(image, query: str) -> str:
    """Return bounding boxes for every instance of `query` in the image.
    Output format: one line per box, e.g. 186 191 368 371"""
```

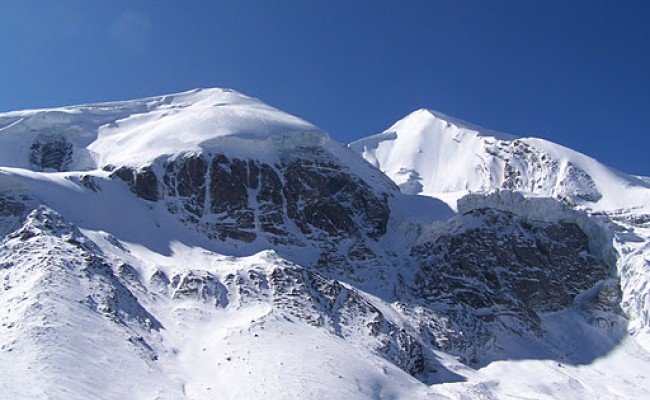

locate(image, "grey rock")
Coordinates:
29 133 73 172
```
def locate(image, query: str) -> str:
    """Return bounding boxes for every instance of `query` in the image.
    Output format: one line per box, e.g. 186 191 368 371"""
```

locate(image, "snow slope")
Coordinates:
0 89 649 399
350 108 649 213
352 108 650 345
0 88 326 170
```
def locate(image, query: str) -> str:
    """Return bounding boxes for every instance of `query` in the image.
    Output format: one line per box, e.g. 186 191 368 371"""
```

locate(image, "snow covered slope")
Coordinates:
351 108 650 346
1 89 649 399
350 108 649 212
0 88 327 170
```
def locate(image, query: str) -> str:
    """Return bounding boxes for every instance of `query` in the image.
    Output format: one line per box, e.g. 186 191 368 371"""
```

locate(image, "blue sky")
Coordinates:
1 0 648 175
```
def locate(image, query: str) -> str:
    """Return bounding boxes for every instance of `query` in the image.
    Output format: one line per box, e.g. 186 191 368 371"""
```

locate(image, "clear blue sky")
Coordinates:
1 0 648 175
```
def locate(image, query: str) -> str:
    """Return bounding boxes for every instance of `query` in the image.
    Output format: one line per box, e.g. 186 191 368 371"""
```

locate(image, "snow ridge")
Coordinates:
0 88 649 399
352 107 650 353
350 108 649 213
0 88 325 171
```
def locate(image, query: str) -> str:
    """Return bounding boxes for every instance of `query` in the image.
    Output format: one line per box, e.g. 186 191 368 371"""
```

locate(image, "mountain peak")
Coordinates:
0 87 327 171
2 87 650 399
351 107 649 213
390 108 517 141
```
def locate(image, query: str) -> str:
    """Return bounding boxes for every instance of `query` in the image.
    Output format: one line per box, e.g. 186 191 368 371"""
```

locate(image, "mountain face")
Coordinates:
349 109 649 208
0 89 649 399
351 109 650 340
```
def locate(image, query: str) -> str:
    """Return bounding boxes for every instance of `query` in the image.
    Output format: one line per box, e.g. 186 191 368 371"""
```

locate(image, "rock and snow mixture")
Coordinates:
0 87 648 399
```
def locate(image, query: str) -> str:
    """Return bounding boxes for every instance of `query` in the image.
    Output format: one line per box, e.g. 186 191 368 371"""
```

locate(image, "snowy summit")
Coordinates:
0 88 328 170
0 88 649 399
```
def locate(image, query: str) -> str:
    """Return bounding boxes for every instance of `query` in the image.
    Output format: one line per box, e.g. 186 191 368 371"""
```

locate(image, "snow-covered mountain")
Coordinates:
1 88 649 399
350 109 649 211
351 108 650 342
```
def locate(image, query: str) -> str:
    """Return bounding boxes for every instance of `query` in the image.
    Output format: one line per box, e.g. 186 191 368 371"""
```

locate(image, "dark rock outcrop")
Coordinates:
157 151 390 245
111 166 159 202
100 149 618 375
281 156 389 239
407 207 613 363
412 208 610 314
170 270 228 306
29 134 73 172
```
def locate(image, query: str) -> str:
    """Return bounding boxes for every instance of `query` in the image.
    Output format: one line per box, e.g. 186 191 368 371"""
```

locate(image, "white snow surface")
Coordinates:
1 89 650 399
0 87 326 169
1 169 649 400
350 108 649 213
1 169 649 399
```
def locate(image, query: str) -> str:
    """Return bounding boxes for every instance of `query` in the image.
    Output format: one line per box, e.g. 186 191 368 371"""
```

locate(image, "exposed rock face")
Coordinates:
282 154 389 240
155 151 390 245
0 196 26 217
163 154 207 219
0 194 32 238
161 154 259 242
408 207 613 363
413 208 609 313
29 134 73 172
103 149 617 371
170 270 228 306
257 163 287 238
485 140 602 204
207 155 257 242
110 166 159 202
132 168 160 202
